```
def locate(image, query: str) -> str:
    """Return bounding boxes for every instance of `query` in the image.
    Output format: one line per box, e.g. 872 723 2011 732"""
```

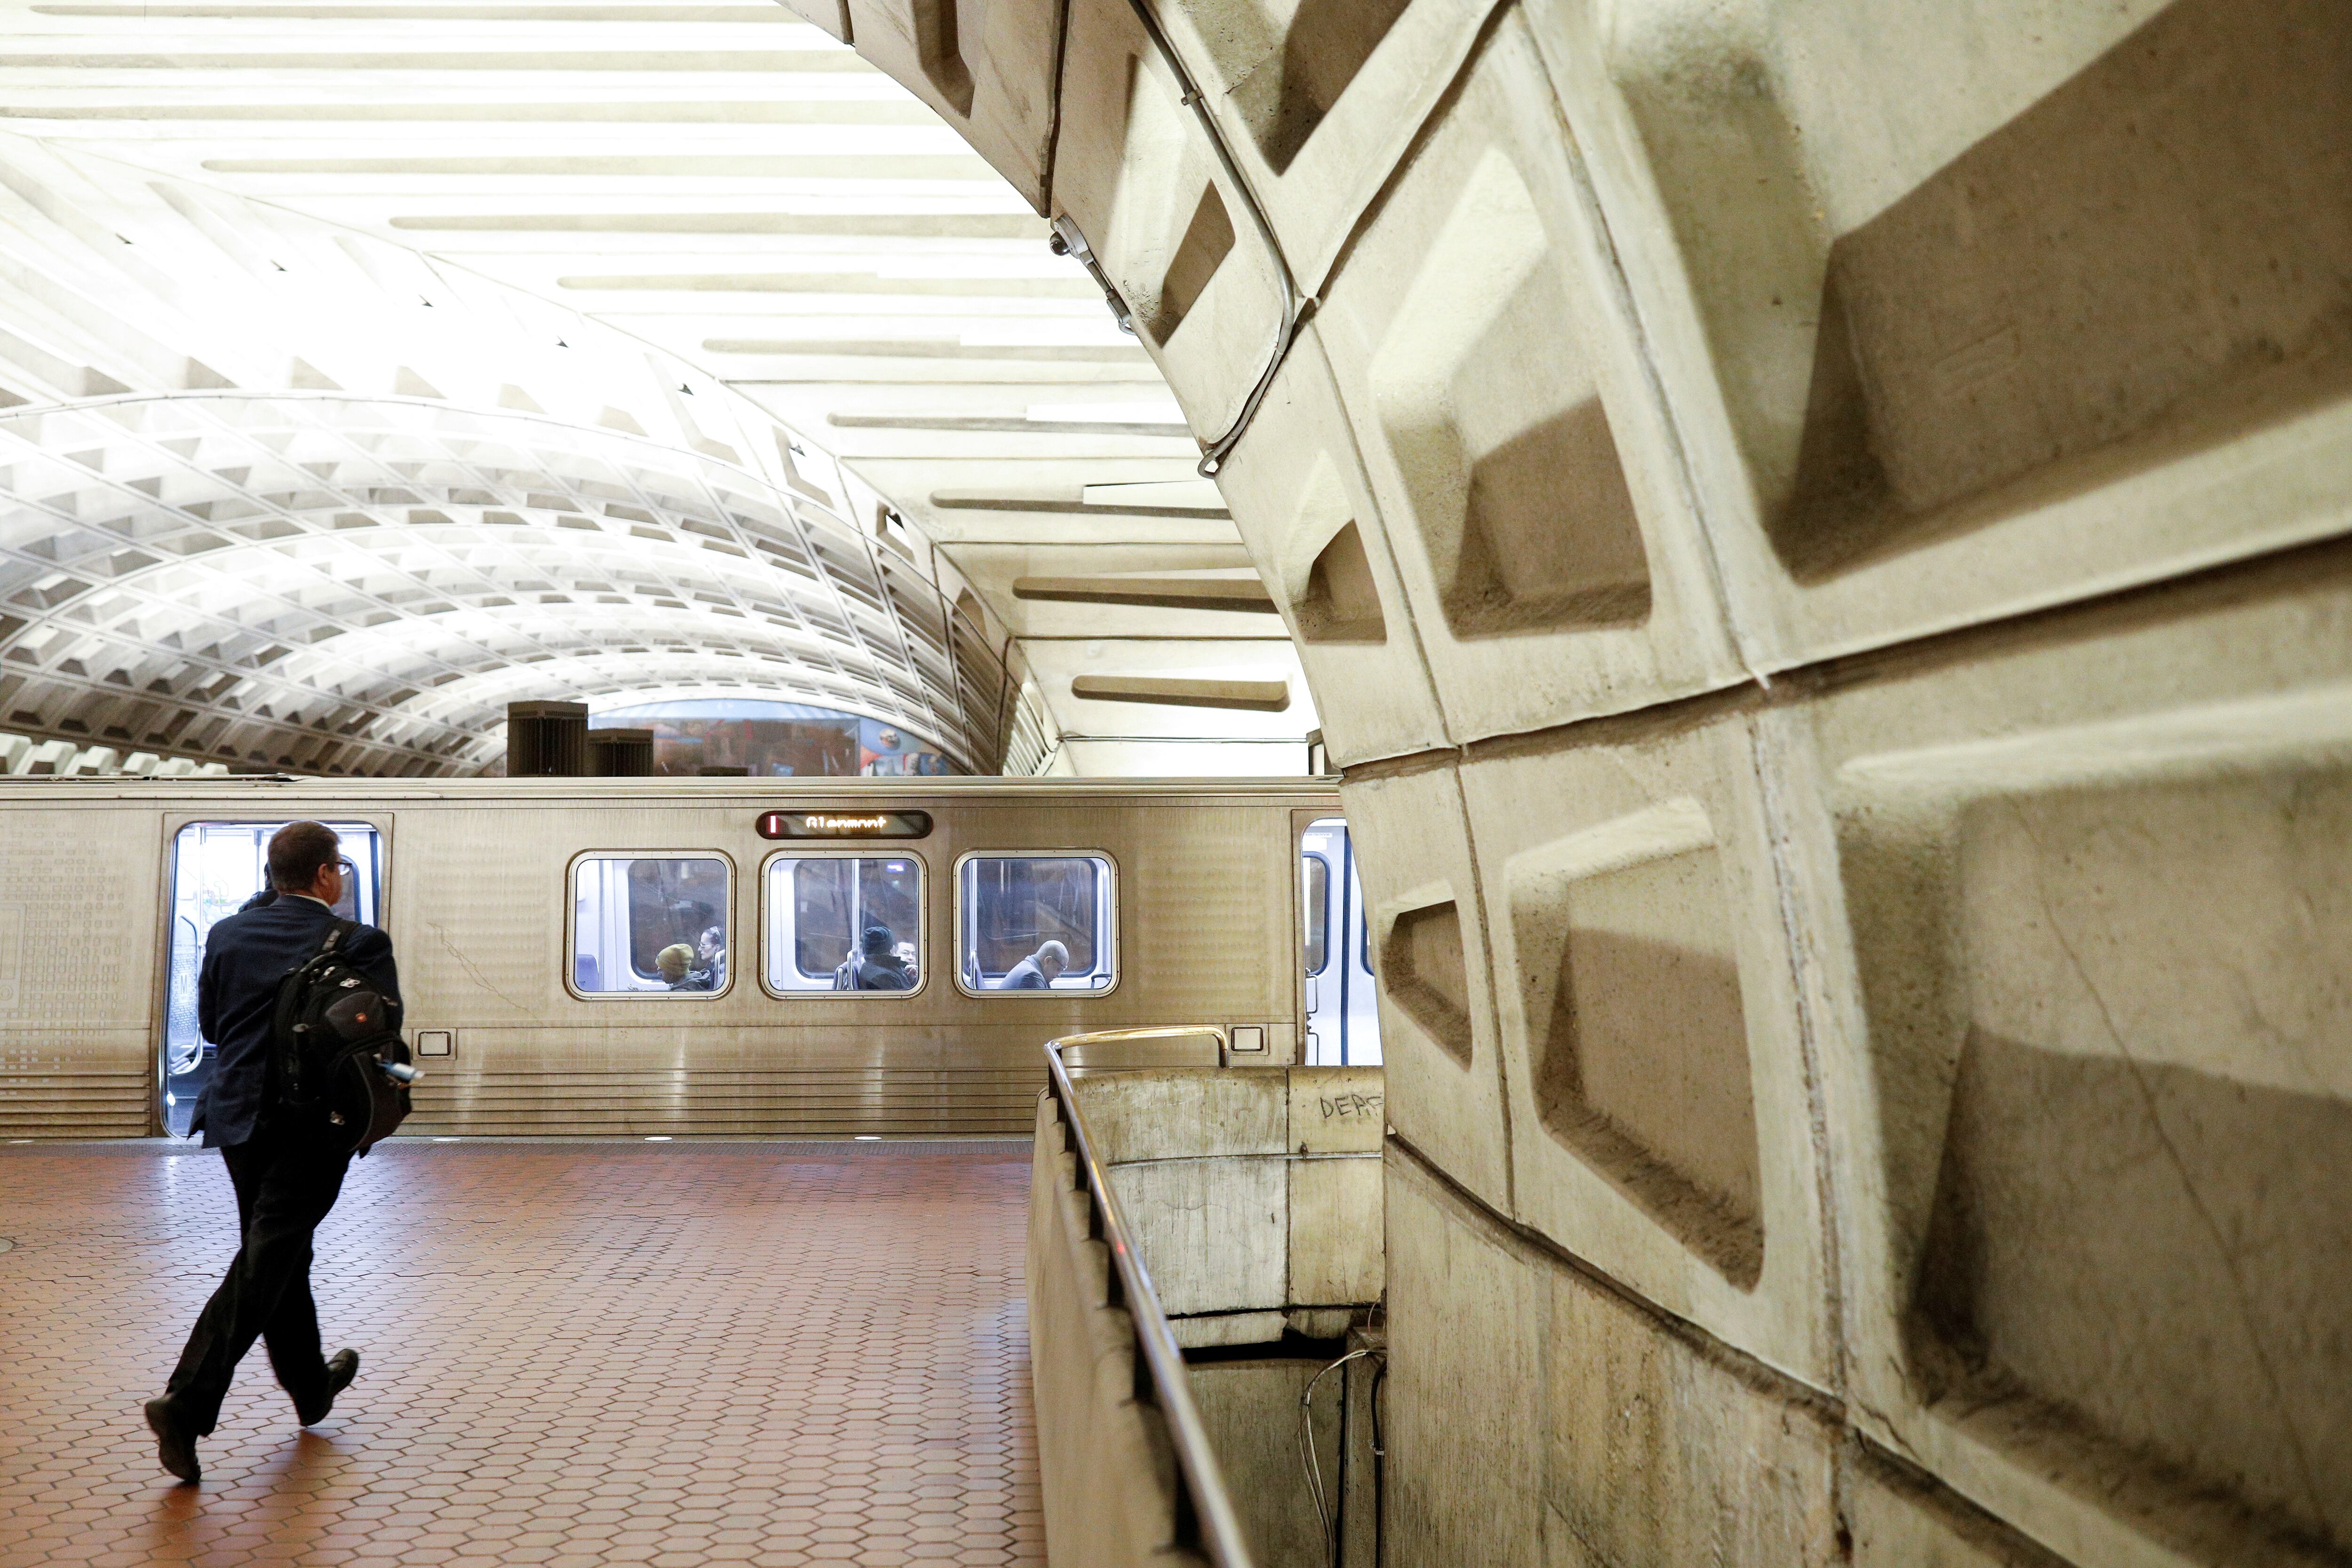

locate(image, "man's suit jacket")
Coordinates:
192 893 401 1148
999 957 1049 990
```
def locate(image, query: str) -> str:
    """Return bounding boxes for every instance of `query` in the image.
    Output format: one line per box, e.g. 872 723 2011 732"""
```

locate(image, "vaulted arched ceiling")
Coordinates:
0 0 1314 776
0 393 1019 772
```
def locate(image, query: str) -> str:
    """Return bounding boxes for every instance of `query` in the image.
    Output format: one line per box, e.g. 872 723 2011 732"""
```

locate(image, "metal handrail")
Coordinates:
1043 1034 1256 1568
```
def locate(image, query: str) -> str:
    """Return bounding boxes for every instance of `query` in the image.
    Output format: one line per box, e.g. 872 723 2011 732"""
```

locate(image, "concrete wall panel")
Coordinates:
1287 1064 1383 1155
1543 1227 1839 1568
1460 707 1835 1388
1314 11 1740 743
1054 0 1289 438
1188 1356 1339 1568
843 0 1063 209
1024 1 2352 1562
1339 761 1510 1209
1388 1140 1842 1568
1111 1154 1288 1316
1077 1066 1290 1162
1844 1450 2077 1568
1526 0 2352 671
1786 558 2352 1568
1069 1065 1384 1324
1384 1145 1545 1565
1027 1096 1204 1566
775 0 851 42
1288 1154 1382 1307
1214 322 1449 766
1151 0 1502 292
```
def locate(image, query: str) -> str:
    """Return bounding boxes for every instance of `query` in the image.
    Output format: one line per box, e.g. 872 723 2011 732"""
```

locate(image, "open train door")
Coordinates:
160 819 386 1137
1300 816 1380 1067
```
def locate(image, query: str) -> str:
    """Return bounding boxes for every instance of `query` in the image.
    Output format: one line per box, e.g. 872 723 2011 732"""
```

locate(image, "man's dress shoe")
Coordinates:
298 1348 360 1426
143 1398 199 1483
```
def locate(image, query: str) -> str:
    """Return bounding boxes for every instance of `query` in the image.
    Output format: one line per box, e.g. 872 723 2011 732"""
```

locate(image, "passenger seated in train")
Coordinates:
695 925 726 989
999 940 1067 990
656 943 713 991
834 924 913 990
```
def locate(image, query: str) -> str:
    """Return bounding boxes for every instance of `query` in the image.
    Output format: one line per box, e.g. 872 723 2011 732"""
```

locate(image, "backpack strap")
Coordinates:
286 916 356 972
272 917 363 1105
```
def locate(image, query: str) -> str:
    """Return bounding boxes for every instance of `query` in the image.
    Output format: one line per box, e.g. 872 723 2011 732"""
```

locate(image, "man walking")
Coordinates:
144 821 401 1483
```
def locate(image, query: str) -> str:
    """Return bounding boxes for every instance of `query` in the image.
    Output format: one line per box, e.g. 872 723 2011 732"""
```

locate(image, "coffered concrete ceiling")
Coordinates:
0 0 1312 775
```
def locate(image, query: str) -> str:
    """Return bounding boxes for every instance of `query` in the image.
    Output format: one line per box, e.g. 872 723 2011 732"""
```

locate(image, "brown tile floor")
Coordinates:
0 1138 1042 1568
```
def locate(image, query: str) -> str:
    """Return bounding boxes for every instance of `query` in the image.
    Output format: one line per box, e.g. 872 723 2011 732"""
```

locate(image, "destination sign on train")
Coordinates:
756 809 933 840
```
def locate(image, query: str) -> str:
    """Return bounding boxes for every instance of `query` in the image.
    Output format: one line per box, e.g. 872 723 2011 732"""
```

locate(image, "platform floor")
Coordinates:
0 1139 1043 1567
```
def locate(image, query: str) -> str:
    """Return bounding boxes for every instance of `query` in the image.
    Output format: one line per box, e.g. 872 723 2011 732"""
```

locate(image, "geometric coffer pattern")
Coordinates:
0 394 1015 775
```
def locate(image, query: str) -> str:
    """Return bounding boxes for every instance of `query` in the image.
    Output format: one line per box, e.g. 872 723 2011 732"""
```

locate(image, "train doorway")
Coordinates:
1300 817 1380 1066
160 820 385 1137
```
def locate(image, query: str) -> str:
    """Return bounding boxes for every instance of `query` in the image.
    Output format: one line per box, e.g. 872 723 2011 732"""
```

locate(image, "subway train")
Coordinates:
0 776 1377 1141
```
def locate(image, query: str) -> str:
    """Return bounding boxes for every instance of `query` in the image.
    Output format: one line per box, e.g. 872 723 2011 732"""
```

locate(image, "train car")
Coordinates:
0 776 1375 1140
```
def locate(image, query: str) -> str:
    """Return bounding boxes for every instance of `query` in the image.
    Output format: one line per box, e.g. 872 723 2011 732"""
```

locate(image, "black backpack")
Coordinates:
271 921 414 1156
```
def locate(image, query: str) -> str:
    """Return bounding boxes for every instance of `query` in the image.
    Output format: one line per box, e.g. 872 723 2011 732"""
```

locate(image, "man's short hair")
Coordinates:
1036 940 1069 967
268 821 342 893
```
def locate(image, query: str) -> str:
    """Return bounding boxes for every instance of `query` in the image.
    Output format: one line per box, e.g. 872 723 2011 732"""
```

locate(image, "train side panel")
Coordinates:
389 796 1298 1136
0 782 1329 1138
0 806 164 1138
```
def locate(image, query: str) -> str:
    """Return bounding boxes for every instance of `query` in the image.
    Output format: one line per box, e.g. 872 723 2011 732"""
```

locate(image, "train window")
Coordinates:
956 854 1116 994
763 855 923 994
570 854 731 997
1302 852 1331 975
162 820 385 1137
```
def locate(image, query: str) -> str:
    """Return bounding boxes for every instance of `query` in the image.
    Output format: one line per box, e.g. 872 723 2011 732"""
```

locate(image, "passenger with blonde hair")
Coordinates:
655 942 709 990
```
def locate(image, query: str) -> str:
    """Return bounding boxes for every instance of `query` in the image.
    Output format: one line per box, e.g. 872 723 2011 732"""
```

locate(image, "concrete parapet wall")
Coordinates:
1071 1064 1385 1346
1031 1067 1383 1567
1027 1092 1208 1568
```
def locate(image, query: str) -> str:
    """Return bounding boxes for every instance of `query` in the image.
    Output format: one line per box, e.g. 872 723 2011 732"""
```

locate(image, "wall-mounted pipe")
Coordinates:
1095 0 1311 478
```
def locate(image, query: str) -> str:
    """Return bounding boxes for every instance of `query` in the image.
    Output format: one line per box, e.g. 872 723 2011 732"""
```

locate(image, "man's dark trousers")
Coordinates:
159 1121 352 1434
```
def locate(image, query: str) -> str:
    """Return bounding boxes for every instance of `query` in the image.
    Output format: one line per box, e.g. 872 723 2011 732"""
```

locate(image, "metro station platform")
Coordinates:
0 1139 1043 1568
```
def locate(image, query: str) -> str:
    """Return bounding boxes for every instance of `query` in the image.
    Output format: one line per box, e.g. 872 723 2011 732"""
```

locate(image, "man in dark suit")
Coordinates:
999 939 1067 990
144 820 402 1484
